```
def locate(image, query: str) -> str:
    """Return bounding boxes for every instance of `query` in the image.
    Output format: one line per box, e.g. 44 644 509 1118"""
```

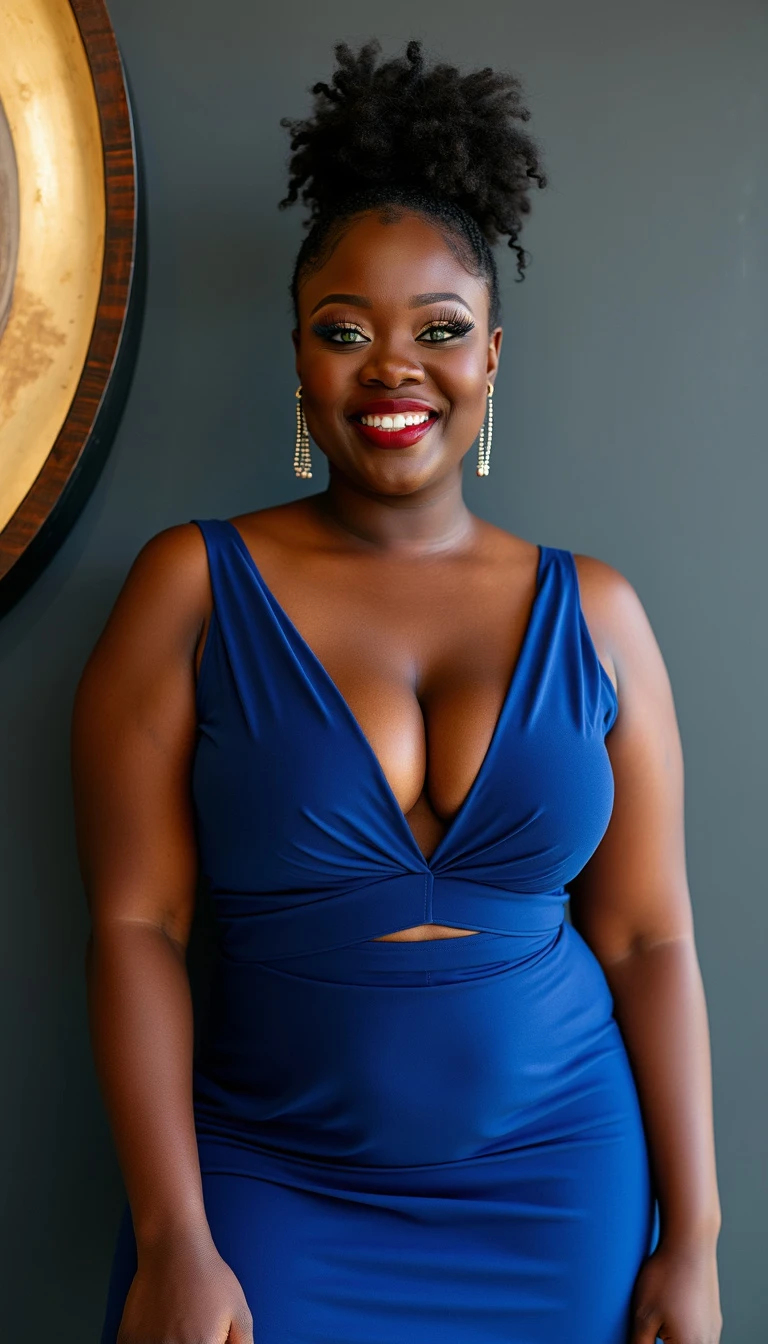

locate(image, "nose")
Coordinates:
357 338 426 389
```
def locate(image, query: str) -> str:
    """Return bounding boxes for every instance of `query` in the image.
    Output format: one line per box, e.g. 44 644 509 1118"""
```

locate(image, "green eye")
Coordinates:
311 321 368 344
419 317 475 342
311 314 475 346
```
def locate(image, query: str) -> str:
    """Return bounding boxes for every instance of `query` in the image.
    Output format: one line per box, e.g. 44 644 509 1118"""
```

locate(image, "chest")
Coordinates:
239 559 545 828
191 526 618 895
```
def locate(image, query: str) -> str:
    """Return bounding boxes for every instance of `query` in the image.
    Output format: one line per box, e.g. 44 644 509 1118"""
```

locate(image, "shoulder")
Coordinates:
480 520 540 574
570 551 636 621
77 521 217 687
134 499 321 612
124 519 214 614
570 550 672 710
227 496 327 556
121 503 306 606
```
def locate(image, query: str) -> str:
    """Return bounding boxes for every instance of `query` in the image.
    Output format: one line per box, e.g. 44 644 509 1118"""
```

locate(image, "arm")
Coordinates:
568 556 722 1344
71 524 253 1344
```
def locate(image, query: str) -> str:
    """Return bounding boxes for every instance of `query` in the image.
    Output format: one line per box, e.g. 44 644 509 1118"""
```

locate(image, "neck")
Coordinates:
312 466 480 558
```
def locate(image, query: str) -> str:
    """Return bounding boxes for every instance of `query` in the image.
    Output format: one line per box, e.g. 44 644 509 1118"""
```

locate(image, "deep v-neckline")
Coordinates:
222 518 547 872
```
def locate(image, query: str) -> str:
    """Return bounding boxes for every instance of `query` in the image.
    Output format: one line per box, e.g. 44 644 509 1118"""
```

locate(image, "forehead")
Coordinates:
298 209 489 316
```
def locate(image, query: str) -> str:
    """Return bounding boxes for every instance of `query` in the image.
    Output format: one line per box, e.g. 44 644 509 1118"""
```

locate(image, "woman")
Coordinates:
73 38 722 1344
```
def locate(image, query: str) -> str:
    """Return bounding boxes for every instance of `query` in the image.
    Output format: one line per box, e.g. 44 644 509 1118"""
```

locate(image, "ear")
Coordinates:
486 326 503 386
291 327 301 379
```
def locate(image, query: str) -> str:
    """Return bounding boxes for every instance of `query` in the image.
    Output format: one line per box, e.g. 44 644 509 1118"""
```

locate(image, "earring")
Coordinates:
294 385 313 479
476 381 494 477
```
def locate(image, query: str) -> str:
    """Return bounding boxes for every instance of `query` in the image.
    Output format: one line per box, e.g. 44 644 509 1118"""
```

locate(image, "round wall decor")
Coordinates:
0 0 146 614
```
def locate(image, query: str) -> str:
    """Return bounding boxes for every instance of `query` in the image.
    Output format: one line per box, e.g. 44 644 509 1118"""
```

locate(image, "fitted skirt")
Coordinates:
100 922 657 1343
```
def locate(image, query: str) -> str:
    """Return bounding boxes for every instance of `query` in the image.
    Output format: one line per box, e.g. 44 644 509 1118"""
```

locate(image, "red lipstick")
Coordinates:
348 399 440 451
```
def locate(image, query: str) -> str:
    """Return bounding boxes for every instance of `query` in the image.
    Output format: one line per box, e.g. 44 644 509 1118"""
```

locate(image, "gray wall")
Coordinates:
1 1 764 1337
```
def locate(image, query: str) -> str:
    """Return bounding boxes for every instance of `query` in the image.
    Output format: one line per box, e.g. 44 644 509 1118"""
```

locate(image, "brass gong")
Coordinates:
0 0 145 614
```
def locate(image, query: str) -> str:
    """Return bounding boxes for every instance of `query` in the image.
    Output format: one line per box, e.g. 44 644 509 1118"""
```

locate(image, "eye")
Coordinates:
418 322 473 342
311 321 368 345
310 307 475 346
417 307 475 343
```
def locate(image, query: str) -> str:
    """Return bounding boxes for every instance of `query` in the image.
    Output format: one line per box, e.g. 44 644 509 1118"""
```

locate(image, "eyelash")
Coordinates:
311 306 475 346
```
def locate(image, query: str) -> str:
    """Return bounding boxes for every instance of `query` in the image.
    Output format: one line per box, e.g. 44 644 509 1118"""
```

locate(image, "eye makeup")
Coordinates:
310 304 476 345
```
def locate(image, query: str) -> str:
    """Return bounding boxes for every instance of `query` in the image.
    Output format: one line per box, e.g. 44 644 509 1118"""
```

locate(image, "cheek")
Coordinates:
440 358 489 424
437 345 487 393
302 356 350 410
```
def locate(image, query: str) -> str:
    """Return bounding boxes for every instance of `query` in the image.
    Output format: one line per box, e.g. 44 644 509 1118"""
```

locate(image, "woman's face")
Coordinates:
293 210 503 495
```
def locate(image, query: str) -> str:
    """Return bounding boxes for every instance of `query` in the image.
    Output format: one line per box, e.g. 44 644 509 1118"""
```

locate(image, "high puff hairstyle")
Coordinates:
279 38 548 331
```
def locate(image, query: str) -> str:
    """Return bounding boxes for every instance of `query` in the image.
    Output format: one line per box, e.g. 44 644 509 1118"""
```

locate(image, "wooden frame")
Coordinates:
0 0 146 615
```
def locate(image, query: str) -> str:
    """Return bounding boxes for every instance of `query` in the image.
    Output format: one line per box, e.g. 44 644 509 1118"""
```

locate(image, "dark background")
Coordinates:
1 1 765 1337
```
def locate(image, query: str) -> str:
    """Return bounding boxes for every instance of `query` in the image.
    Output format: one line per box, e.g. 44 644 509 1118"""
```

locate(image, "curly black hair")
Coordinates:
279 38 548 329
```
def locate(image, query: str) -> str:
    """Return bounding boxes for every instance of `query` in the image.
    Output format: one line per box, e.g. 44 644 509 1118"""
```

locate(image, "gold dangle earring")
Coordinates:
293 385 313 479
476 380 494 477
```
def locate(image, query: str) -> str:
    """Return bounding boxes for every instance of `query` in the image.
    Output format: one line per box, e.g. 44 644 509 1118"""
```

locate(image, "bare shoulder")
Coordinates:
480 519 540 572
76 520 216 688
571 551 638 631
120 519 214 627
572 550 674 714
228 496 323 552
132 518 212 591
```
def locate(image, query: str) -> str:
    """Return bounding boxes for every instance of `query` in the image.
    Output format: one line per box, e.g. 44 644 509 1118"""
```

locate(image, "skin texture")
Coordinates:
71 209 722 1342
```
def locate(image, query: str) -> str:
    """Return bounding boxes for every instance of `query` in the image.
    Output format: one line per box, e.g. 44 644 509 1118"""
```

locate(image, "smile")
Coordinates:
359 411 432 429
349 409 440 450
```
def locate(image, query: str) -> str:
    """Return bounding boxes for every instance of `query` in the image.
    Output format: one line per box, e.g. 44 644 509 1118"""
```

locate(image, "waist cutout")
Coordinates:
207 872 568 960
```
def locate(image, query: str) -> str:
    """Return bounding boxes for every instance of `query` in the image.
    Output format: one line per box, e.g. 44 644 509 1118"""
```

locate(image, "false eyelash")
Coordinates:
310 307 476 343
421 306 475 336
310 320 364 340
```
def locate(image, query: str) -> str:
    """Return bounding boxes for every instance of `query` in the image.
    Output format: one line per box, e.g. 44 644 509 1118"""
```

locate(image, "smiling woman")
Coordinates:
75 35 722 1344
287 206 505 504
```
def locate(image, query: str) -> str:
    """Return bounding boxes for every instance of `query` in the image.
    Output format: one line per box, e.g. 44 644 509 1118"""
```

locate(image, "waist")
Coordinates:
206 871 568 960
193 922 628 1167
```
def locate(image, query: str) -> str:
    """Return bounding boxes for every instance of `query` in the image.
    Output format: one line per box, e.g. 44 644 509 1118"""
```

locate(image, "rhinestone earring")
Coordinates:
476 380 494 477
294 385 313 479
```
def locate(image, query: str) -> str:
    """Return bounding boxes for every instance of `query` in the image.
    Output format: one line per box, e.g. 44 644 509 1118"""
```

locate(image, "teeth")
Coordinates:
359 411 432 429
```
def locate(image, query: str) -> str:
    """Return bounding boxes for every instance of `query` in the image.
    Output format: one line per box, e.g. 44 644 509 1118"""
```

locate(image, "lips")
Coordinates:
350 399 439 417
348 399 441 451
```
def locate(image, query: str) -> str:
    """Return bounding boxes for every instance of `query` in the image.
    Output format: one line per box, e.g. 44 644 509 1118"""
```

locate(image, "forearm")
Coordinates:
600 935 721 1249
86 921 212 1257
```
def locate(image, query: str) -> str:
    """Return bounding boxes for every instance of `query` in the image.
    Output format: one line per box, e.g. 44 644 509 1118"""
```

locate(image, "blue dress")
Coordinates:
100 517 658 1343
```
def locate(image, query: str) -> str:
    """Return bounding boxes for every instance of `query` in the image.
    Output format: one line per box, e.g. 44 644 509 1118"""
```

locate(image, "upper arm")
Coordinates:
70 522 211 949
568 555 694 965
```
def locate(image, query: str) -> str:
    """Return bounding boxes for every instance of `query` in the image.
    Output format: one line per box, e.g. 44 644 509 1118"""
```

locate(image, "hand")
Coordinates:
629 1240 722 1344
117 1227 253 1344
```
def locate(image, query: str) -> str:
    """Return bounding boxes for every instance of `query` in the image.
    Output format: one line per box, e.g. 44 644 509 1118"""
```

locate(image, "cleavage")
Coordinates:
320 659 508 857
247 561 540 859
223 521 542 866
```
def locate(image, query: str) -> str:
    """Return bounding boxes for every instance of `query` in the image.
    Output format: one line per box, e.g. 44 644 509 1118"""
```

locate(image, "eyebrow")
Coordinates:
308 291 474 317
